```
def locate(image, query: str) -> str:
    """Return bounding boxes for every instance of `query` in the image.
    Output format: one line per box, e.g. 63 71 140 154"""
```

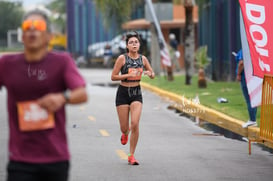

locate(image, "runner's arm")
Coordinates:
236 60 244 81
142 56 155 79
37 86 87 112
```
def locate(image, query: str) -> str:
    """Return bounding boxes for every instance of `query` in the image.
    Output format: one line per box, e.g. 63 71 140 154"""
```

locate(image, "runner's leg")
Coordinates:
117 105 130 134
129 101 142 155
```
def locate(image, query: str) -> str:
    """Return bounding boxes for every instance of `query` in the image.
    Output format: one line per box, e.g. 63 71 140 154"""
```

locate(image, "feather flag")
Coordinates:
239 0 273 107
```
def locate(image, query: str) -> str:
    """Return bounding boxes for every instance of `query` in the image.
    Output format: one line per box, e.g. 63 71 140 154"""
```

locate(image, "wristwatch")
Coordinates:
63 90 71 103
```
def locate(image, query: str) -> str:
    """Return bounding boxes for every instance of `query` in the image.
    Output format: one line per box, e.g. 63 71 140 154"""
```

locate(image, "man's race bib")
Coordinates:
127 68 143 81
17 101 55 132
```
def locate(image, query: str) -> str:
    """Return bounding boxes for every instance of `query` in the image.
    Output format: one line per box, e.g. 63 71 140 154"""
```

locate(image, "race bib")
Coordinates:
17 101 55 132
128 68 143 81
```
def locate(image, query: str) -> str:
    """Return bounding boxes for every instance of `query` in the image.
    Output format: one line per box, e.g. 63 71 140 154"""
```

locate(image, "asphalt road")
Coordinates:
0 68 273 181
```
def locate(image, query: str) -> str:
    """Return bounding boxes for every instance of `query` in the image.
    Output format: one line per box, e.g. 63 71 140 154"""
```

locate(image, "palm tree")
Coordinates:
195 45 211 88
46 0 66 33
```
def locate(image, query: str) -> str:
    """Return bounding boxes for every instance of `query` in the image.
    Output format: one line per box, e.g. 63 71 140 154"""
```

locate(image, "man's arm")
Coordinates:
236 60 244 81
63 86 87 104
37 86 88 112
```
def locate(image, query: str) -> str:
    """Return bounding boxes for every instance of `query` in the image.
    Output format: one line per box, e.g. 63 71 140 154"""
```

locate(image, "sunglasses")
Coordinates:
21 20 47 31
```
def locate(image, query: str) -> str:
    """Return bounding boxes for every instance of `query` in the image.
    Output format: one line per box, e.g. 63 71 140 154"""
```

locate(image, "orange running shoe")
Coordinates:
120 133 128 145
120 128 130 145
128 154 139 165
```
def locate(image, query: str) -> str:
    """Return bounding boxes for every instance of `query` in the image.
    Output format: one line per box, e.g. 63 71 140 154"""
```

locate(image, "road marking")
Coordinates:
116 149 127 160
88 116 96 122
99 129 109 136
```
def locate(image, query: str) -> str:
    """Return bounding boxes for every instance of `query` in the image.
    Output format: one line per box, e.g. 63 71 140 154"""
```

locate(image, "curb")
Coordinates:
140 82 273 150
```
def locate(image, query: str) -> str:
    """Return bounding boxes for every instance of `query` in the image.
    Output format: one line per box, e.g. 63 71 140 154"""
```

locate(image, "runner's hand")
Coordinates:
144 71 154 78
128 69 139 78
37 93 66 112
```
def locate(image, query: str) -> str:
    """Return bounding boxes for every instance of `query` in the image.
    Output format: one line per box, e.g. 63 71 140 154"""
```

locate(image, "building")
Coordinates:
197 0 241 81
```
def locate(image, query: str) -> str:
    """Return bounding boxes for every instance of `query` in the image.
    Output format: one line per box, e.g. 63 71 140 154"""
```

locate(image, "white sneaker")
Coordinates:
242 120 257 128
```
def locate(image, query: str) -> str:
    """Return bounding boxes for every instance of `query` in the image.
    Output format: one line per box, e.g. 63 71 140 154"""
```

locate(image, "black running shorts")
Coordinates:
115 85 143 106
7 160 69 181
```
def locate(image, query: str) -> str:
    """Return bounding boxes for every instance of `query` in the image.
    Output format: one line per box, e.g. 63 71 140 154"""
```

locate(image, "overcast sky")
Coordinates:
7 0 49 9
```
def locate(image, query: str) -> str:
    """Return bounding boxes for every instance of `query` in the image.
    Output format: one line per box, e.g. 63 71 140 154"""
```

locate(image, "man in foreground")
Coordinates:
0 9 87 181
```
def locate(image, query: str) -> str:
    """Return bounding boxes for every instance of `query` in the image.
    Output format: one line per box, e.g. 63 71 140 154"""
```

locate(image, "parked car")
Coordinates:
87 35 124 66
109 34 126 58
88 41 108 59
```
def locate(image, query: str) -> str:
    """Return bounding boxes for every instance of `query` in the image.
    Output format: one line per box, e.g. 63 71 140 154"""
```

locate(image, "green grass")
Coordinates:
142 75 260 125
0 47 23 52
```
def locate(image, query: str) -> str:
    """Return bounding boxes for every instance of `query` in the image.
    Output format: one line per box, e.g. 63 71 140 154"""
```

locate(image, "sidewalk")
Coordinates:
140 82 273 151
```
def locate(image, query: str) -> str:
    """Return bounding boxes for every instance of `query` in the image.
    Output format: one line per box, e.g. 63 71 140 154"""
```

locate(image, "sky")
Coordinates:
7 0 50 10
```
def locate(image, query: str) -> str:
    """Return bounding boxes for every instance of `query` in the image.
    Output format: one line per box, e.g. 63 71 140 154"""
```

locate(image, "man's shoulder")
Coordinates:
0 52 24 63
1 52 23 58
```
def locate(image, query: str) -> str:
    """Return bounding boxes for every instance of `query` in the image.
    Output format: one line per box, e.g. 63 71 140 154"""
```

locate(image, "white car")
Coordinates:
88 41 108 58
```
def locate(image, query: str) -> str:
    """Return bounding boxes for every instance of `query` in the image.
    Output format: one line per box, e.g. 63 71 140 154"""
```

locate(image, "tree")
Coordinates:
0 1 24 46
46 0 66 33
93 0 143 29
159 0 196 84
183 0 196 85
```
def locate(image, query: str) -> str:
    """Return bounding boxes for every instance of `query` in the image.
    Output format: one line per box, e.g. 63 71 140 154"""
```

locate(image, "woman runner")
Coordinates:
111 32 155 165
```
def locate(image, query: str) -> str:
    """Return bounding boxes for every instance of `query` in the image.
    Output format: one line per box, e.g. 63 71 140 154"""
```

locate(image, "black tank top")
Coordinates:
121 54 144 82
